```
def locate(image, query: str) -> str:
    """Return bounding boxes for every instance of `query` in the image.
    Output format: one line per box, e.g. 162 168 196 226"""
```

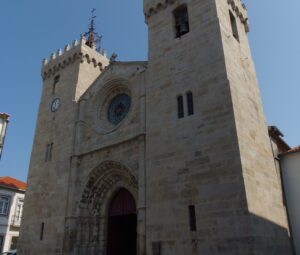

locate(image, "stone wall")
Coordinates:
144 0 292 254
18 40 108 255
216 0 292 252
19 1 293 254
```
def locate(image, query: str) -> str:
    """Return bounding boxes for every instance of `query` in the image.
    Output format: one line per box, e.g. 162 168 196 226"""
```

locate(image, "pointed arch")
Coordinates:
74 161 138 254
109 188 136 217
79 160 138 216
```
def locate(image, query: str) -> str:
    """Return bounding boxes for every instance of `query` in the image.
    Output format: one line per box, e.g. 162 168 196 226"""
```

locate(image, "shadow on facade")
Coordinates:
61 211 295 255
194 212 295 255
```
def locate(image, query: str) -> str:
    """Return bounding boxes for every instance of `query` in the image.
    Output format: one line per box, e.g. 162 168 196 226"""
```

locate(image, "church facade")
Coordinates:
19 0 294 254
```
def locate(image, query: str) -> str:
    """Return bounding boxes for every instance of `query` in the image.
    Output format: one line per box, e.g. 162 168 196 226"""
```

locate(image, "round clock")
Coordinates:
107 94 131 125
51 98 61 112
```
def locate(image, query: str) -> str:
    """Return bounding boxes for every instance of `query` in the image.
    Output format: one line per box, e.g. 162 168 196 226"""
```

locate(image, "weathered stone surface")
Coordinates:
19 1 292 255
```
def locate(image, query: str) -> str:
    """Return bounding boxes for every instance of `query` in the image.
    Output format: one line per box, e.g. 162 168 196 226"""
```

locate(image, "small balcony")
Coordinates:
10 215 22 227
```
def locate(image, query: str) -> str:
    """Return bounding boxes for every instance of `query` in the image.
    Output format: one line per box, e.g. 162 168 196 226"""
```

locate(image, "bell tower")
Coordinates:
19 29 109 255
144 0 293 254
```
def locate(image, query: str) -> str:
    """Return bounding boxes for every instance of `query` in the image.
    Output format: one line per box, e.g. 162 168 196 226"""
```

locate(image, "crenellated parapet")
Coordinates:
144 0 249 32
144 0 175 21
227 0 249 32
41 36 109 80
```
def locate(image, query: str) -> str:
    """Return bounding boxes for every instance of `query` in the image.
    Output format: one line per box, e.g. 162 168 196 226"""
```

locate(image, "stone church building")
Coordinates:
19 0 294 254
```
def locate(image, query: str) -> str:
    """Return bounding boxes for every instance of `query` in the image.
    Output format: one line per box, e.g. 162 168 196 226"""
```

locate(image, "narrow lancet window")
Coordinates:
174 5 190 38
186 92 194 115
177 95 184 119
188 205 197 231
52 75 60 95
40 222 45 240
230 11 239 42
45 143 53 162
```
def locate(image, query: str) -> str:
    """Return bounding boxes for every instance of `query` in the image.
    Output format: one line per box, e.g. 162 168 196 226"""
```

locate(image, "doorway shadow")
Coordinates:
106 188 137 255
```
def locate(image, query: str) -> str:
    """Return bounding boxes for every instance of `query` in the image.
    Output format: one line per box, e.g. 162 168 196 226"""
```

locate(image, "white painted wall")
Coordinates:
0 189 24 252
281 151 300 254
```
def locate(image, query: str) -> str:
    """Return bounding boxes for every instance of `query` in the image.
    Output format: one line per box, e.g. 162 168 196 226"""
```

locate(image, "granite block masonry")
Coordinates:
18 0 293 254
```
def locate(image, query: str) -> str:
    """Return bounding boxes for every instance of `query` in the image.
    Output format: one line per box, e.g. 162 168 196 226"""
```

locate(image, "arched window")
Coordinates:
173 5 190 38
52 75 60 95
186 92 194 115
177 95 184 119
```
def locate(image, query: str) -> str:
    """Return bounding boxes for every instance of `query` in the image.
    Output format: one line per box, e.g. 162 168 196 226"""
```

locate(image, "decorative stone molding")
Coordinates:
79 160 138 215
227 0 250 32
42 53 104 81
144 0 175 20
91 78 132 135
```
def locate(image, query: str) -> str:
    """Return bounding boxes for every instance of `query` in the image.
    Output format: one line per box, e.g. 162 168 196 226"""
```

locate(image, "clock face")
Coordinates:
107 94 131 125
51 98 61 112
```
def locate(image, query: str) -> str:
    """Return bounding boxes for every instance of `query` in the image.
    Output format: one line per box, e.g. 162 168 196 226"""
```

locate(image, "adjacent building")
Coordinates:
269 126 300 254
0 177 26 253
280 146 300 255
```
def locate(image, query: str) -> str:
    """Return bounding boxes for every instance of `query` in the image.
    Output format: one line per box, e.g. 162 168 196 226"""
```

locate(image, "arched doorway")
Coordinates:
107 188 137 255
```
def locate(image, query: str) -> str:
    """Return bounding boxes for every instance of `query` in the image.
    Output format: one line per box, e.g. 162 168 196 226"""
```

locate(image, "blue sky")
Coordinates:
0 0 299 182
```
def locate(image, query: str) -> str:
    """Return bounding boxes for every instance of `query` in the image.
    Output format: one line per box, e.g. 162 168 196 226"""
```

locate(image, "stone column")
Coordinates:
138 69 147 255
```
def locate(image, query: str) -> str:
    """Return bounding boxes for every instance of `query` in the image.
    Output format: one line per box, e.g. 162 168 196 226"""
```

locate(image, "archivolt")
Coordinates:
79 161 138 215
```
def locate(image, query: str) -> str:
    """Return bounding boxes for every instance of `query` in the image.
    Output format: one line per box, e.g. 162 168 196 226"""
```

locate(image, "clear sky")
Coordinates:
0 0 299 182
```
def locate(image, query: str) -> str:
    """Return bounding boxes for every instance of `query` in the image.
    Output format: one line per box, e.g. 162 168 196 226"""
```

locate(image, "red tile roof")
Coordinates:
0 176 27 191
280 145 300 156
287 146 300 153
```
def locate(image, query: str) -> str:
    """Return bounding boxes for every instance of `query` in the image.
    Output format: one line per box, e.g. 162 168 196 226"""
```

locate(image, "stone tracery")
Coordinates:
70 161 138 254
80 160 138 214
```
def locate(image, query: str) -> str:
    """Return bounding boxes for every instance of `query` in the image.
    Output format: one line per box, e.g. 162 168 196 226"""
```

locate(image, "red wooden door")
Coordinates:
107 188 137 255
109 188 136 217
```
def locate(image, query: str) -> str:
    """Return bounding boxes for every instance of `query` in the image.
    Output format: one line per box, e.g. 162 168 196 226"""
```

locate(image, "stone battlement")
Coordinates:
227 0 249 32
144 0 249 32
41 36 109 80
144 0 175 20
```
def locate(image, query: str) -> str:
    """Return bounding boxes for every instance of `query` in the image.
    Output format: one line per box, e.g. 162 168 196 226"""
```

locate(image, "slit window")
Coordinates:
45 143 53 162
174 5 190 38
186 92 194 115
40 222 45 240
52 75 60 95
177 95 184 119
188 205 197 231
230 11 239 42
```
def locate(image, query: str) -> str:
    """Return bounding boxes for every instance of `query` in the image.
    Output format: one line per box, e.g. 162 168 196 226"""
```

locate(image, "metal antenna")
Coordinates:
84 8 103 52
